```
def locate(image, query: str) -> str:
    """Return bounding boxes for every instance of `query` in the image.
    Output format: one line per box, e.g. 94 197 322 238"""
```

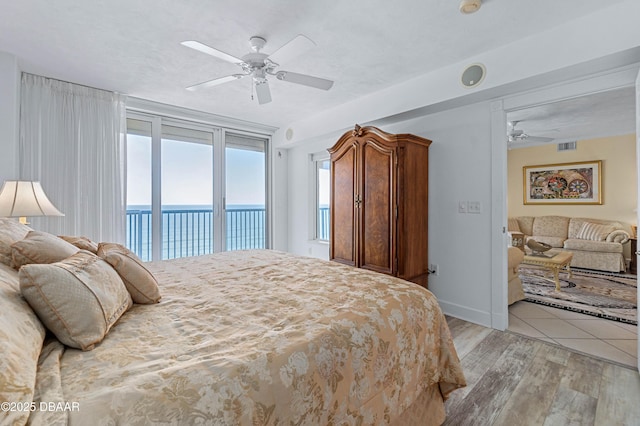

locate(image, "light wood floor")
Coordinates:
444 316 640 426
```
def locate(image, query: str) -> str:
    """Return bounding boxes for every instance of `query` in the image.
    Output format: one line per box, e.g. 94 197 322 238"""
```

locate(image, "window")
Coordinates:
125 114 270 261
315 158 331 241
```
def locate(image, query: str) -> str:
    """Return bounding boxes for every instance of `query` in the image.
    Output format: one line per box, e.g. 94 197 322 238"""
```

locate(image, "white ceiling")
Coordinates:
0 0 634 132
507 87 636 148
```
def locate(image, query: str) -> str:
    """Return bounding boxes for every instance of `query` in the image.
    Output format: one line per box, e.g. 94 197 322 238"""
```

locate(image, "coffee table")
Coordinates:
521 250 573 291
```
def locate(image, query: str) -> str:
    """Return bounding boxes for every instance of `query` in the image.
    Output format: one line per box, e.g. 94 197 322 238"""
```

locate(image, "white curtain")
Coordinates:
19 73 127 243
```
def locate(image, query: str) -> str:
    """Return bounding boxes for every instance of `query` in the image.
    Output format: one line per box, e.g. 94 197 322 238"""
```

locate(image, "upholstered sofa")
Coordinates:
508 216 632 273
507 246 525 305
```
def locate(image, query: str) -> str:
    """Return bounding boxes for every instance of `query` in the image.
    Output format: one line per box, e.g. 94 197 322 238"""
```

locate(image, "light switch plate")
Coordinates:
458 201 467 213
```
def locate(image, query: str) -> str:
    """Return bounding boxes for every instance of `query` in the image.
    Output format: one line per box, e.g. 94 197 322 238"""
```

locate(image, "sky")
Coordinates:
127 134 265 207
318 160 330 207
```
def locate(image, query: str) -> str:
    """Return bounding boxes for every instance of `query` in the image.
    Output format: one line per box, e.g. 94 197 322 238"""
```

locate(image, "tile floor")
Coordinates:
508 300 638 368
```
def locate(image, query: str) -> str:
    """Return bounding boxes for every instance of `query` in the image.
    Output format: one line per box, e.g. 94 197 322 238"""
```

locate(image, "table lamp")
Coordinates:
0 181 64 224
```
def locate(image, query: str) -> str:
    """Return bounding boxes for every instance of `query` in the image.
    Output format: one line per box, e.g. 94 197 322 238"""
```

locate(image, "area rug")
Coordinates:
519 266 637 325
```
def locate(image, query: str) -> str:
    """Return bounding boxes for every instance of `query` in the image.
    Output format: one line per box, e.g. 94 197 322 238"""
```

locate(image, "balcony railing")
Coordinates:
127 208 265 261
126 206 329 261
318 207 329 241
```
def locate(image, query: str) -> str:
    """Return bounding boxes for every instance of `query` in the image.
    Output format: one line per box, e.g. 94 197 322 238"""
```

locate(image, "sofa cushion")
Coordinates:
508 218 521 233
0 218 33 267
19 250 132 351
527 235 565 248
11 230 79 269
532 216 570 238
515 217 535 236
575 222 615 241
564 238 624 253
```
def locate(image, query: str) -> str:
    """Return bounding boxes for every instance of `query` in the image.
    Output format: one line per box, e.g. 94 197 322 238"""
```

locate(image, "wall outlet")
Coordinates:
468 201 482 214
429 263 439 276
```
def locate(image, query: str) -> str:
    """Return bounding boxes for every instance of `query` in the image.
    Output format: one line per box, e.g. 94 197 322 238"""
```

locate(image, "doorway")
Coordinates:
500 85 638 368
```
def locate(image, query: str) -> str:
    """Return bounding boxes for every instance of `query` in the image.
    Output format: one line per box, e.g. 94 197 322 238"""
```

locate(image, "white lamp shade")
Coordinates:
0 181 64 218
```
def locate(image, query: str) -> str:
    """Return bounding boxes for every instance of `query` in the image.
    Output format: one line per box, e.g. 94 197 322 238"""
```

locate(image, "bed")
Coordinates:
1 219 466 425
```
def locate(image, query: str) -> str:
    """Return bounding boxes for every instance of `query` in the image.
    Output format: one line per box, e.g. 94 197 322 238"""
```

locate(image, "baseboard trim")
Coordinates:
438 300 492 328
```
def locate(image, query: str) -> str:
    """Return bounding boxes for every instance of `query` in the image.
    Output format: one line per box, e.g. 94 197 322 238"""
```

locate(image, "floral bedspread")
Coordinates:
30 250 465 425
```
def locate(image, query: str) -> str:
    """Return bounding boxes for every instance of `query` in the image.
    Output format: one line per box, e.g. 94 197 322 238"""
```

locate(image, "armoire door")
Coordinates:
330 142 358 266
359 140 396 275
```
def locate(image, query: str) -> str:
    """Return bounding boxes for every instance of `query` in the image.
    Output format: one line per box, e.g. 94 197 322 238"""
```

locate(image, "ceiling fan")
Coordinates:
181 34 334 105
507 121 554 143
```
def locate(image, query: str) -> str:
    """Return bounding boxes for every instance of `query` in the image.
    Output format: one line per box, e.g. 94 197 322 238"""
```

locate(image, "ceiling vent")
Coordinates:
557 141 577 152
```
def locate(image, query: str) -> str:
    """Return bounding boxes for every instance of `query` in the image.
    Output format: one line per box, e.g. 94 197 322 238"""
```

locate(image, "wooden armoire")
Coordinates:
328 124 431 288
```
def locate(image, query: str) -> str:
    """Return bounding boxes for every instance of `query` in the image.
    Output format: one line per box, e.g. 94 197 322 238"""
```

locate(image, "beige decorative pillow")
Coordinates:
576 222 615 241
97 242 161 304
0 263 46 426
19 251 132 351
11 230 79 269
0 218 33 267
58 235 99 253
507 218 521 233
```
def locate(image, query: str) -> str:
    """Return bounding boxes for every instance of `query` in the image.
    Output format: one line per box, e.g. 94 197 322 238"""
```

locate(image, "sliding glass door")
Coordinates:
161 125 214 259
126 119 153 261
125 116 270 260
225 133 267 250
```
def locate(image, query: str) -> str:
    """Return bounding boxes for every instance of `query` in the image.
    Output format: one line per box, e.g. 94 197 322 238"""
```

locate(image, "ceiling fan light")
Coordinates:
459 0 481 14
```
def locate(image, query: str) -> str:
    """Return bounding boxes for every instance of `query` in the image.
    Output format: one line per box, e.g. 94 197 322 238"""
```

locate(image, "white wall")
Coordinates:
287 102 496 325
385 103 495 325
271 147 289 251
0 52 20 183
287 138 333 259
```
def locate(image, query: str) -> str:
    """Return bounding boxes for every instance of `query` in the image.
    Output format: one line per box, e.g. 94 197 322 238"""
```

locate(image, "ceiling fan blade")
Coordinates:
275 71 333 90
186 74 245 91
255 80 272 104
181 40 244 64
526 136 554 143
267 34 316 65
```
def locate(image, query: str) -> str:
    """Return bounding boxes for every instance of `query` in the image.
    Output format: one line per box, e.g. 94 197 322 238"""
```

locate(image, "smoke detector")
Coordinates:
459 0 481 14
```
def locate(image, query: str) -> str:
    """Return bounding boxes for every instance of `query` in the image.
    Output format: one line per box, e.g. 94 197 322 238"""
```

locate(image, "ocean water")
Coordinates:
126 204 265 261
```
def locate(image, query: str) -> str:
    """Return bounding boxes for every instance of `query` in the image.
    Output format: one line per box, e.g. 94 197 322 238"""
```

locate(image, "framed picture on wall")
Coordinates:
523 160 602 205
